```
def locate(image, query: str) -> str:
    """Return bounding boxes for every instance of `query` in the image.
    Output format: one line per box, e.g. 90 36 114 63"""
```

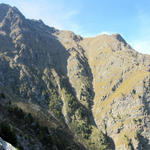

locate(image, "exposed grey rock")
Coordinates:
0 137 17 150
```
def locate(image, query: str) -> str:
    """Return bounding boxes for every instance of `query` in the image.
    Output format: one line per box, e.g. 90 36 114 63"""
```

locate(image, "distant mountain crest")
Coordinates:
0 3 10 22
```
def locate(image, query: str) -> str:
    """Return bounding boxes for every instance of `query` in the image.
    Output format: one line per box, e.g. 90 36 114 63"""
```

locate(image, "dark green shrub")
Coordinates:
0 93 5 99
112 86 116 91
49 89 63 119
132 89 136 94
0 121 17 146
8 105 25 118
25 113 33 124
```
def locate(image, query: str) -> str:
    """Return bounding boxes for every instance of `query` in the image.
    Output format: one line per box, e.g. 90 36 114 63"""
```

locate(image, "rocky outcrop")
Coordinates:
0 3 150 150
0 137 17 150
80 34 150 149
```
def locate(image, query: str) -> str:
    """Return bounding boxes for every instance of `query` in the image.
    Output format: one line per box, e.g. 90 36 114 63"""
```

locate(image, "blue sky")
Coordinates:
0 0 150 54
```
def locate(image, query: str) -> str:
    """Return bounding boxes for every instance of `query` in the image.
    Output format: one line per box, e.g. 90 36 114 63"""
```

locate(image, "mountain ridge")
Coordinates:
0 3 150 150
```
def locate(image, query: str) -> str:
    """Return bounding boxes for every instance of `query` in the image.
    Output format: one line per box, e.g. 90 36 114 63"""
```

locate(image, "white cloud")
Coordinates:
82 31 114 38
1 0 82 34
99 31 113 35
131 40 150 54
129 10 150 55
21 1 78 28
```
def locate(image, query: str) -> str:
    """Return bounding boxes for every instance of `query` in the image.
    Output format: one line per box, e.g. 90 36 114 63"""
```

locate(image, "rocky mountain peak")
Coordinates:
0 3 10 22
0 4 25 23
111 33 127 44
0 3 10 10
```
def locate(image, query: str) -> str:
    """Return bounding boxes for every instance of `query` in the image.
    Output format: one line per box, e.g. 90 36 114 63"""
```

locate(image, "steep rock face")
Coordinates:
80 34 150 149
1 3 150 150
